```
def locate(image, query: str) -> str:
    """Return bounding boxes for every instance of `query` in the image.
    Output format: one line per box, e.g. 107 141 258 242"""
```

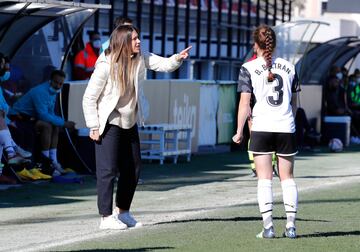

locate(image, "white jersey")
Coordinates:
238 57 299 133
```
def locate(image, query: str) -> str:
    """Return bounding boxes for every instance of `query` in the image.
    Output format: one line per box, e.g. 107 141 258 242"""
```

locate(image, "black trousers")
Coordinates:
34 120 59 150
95 124 141 216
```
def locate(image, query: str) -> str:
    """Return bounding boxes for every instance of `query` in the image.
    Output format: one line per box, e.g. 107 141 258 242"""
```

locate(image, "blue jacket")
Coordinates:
100 39 109 54
9 82 64 126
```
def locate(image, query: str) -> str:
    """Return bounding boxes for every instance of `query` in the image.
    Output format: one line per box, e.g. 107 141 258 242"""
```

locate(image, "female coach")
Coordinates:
83 25 191 230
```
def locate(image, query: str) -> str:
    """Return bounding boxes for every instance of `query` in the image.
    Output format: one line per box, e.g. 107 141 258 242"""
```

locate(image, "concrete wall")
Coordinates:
298 85 323 132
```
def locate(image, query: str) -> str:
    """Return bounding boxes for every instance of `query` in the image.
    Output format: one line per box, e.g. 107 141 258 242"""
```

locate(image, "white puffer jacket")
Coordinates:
82 52 182 135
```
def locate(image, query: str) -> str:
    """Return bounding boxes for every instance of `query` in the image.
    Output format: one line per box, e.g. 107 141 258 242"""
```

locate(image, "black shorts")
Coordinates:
249 131 298 156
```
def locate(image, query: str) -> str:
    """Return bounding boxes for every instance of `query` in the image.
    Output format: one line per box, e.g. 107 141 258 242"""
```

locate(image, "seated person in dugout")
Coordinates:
325 65 360 140
325 65 349 115
8 70 76 176
0 53 31 164
0 53 39 184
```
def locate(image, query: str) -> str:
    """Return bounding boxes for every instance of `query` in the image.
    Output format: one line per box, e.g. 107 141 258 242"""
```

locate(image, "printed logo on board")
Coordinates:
173 94 196 138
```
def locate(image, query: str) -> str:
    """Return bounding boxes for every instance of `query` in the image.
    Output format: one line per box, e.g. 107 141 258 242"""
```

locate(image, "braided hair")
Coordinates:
253 25 276 81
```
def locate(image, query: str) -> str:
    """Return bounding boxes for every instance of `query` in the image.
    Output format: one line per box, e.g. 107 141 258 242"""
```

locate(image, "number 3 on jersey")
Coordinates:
267 73 283 106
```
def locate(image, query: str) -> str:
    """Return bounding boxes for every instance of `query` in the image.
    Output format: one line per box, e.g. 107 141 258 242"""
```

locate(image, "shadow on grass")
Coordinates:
298 230 360 238
0 152 252 208
0 175 97 208
130 151 252 192
1 144 360 208
156 216 329 225
60 247 175 252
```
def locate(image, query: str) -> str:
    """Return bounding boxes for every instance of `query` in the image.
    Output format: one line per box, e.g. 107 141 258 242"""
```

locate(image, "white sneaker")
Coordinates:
14 145 32 158
52 162 66 174
118 211 143 228
52 169 61 177
99 215 127 230
350 136 357 144
355 137 360 144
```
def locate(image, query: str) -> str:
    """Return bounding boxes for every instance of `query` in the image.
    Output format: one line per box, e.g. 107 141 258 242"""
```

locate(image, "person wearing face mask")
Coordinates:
325 65 349 115
0 53 35 184
336 71 343 81
0 57 27 106
9 70 76 176
73 31 101 80
325 66 360 143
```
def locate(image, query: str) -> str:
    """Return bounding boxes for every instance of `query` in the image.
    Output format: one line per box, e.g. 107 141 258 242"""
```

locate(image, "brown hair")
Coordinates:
113 16 133 29
253 25 276 81
106 25 140 96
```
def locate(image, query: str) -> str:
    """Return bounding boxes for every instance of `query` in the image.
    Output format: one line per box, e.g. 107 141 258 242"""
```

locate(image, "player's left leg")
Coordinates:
278 155 297 238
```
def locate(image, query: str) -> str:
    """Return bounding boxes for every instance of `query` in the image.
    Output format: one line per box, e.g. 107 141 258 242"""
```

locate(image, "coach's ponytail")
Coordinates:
253 25 276 82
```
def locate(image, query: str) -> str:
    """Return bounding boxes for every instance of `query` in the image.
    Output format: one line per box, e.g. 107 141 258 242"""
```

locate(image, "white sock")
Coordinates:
258 179 273 229
42 150 50 158
281 179 298 229
49 149 58 164
0 130 15 157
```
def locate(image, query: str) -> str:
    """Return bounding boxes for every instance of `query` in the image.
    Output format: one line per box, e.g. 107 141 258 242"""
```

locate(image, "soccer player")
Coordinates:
233 24 299 239
244 53 278 178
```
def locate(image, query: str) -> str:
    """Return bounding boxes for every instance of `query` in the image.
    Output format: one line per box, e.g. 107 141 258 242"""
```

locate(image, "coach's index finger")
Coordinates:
181 46 192 54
